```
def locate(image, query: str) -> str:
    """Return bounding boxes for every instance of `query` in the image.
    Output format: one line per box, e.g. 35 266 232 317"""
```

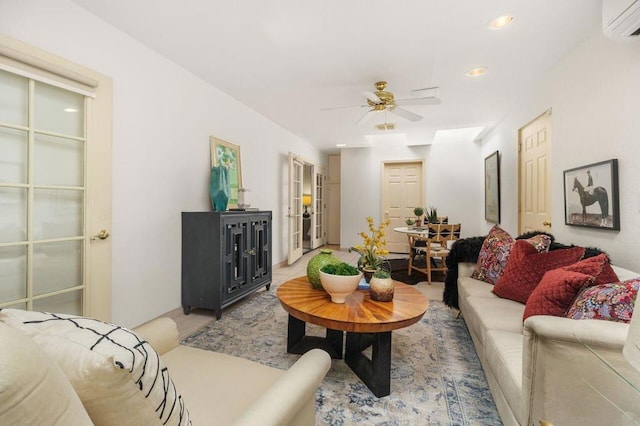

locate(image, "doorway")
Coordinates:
519 109 552 234
381 160 424 253
288 153 326 265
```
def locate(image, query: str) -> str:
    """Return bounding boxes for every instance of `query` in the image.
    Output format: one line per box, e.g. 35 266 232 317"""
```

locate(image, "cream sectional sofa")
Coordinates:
457 262 640 426
0 313 331 426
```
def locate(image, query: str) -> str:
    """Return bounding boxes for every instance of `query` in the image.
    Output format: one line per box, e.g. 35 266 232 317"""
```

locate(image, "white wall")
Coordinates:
0 0 321 327
340 141 482 249
480 32 640 270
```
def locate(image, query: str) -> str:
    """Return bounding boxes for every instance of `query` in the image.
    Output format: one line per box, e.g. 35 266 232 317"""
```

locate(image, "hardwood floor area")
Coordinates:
162 246 444 340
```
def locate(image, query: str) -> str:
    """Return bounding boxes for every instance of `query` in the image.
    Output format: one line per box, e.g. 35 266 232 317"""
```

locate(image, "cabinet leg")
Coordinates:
265 283 271 291
182 305 191 315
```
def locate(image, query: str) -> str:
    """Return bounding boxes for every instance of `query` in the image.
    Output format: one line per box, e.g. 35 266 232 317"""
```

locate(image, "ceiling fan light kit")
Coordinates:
488 14 515 30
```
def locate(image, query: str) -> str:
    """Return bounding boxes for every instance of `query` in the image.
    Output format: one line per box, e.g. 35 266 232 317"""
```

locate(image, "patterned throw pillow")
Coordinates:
0 309 191 426
471 225 551 284
493 241 585 304
565 278 640 322
522 254 620 321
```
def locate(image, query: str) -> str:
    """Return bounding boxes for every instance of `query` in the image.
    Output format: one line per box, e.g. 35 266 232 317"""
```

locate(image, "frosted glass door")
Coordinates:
0 69 86 314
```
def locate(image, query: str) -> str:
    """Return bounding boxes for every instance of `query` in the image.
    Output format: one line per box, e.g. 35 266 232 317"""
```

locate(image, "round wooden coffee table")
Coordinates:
277 276 429 397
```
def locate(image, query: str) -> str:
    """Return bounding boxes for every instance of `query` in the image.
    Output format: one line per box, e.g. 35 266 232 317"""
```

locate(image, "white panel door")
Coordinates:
519 111 552 234
288 153 304 265
382 161 423 253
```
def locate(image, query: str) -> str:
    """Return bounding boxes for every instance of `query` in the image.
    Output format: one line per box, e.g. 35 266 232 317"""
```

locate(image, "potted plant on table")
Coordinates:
319 262 362 303
427 206 438 224
349 216 390 283
369 269 394 302
413 207 425 227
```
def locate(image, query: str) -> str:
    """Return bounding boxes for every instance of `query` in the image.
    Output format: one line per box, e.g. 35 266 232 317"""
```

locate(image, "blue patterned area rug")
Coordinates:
181 289 502 425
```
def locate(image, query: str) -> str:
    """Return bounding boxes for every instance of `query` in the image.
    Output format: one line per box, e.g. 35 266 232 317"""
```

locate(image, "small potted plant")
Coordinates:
349 216 390 283
319 262 362 303
427 206 438 224
413 207 425 226
405 218 415 226
369 269 394 302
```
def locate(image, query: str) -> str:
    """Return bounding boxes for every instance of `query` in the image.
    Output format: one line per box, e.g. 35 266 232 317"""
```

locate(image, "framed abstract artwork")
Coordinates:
210 137 242 208
563 159 619 230
484 150 500 224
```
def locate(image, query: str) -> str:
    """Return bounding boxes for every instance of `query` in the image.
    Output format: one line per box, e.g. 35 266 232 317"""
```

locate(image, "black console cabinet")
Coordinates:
181 211 272 319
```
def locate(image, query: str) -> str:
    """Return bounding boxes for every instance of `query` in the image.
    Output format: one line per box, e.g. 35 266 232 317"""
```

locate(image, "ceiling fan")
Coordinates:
322 81 441 125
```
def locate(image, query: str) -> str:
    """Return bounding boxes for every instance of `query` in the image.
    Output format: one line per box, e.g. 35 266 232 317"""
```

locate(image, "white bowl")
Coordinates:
319 270 363 303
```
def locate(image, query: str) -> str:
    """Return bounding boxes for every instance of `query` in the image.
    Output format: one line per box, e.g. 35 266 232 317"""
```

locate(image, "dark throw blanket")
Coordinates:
442 232 607 309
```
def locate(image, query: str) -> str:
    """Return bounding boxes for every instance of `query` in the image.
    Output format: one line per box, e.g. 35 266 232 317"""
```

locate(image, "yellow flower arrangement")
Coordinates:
349 216 390 270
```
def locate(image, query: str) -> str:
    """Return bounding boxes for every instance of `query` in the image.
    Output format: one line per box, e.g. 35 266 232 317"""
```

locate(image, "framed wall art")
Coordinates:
210 136 243 208
484 150 500 224
563 159 619 230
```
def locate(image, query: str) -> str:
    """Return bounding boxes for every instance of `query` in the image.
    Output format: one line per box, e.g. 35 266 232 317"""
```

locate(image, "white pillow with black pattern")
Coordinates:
0 309 191 426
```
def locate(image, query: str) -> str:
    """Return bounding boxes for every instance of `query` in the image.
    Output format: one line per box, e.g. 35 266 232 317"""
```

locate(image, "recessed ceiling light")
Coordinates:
63 107 78 113
488 14 514 30
466 67 487 77
336 143 346 147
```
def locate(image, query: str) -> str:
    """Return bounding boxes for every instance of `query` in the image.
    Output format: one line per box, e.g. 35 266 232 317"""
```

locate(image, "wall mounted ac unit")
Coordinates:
603 0 640 39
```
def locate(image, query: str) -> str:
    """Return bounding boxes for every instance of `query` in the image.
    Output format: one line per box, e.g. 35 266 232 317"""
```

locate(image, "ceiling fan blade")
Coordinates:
355 109 373 125
321 104 369 111
395 97 441 106
391 107 423 122
363 91 382 104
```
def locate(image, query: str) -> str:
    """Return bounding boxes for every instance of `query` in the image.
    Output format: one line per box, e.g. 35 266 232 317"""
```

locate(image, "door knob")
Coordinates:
542 221 551 227
92 229 110 240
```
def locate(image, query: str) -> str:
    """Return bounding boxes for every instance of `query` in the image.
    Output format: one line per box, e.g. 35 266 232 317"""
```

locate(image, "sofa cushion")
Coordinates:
493 242 585 304
566 278 640 322
0 322 93 425
471 225 551 285
0 309 190 426
462 296 525 351
484 330 524 425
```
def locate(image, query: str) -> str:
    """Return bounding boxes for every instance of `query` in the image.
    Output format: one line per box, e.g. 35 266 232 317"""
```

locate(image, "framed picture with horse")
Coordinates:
563 159 619 230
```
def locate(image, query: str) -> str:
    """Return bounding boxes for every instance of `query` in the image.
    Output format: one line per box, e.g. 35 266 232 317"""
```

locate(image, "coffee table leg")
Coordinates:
345 331 392 397
286 314 343 359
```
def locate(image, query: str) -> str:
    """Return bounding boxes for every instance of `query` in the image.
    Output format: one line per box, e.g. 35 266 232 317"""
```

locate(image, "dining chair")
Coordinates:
407 223 461 284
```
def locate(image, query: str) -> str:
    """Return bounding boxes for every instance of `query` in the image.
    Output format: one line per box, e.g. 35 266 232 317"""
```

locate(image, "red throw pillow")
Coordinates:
562 253 619 285
493 241 585 304
523 269 595 321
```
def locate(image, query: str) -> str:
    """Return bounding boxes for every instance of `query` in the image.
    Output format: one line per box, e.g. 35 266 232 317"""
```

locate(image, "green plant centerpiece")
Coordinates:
406 218 415 226
349 216 390 282
319 262 363 303
320 262 359 276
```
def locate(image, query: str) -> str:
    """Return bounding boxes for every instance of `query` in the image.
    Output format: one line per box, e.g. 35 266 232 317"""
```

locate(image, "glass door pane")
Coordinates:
0 71 86 314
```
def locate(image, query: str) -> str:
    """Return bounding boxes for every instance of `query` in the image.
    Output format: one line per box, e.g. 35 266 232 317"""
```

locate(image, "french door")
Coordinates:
288 153 304 265
0 35 112 320
311 165 327 249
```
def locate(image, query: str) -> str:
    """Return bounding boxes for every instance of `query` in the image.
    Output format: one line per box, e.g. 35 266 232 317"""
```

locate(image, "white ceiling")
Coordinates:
70 0 602 151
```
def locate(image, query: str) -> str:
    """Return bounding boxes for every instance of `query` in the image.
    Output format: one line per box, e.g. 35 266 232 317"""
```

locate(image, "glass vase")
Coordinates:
209 165 230 211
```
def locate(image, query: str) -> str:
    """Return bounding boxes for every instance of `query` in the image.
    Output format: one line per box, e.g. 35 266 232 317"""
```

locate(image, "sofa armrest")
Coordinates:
133 317 180 356
232 349 331 426
523 316 640 426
